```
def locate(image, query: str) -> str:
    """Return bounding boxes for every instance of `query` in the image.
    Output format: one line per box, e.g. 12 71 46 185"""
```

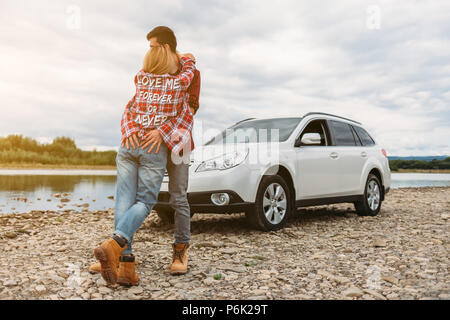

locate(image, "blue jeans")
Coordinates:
113 143 168 255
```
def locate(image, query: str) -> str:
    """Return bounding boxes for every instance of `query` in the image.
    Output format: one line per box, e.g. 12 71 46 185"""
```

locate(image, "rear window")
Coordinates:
329 120 356 146
353 126 375 146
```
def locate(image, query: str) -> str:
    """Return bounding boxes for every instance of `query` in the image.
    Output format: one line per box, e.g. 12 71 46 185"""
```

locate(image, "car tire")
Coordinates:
156 208 194 224
245 175 293 231
354 173 382 216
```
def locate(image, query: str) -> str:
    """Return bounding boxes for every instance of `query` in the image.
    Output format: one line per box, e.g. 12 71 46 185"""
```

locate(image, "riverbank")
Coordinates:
0 164 116 170
0 187 449 300
392 169 450 173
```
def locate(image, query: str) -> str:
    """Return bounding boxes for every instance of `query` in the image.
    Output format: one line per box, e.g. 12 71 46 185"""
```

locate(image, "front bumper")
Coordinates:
154 190 255 214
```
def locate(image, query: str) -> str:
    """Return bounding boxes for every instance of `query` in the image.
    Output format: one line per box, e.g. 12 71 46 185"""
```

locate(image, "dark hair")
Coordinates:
146 26 177 53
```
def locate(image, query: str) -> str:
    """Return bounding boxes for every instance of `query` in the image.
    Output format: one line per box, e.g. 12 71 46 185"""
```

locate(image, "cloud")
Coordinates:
0 0 449 156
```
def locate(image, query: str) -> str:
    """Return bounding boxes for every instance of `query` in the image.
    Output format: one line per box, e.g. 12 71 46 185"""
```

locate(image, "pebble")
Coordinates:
363 289 387 300
203 278 215 286
381 276 399 285
98 287 113 294
196 241 222 248
247 295 267 300
128 287 144 295
220 265 247 273
58 290 73 299
128 293 143 300
373 239 387 247
91 293 103 299
4 280 18 287
386 293 399 300
257 274 271 280
96 278 107 286
343 287 364 298
34 285 47 295
220 248 238 255
4 232 17 239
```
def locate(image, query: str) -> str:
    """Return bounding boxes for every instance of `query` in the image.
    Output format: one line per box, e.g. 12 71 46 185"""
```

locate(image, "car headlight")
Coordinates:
196 149 248 172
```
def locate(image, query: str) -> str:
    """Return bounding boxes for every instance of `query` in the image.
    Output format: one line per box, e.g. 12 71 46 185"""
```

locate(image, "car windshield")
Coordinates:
205 117 302 145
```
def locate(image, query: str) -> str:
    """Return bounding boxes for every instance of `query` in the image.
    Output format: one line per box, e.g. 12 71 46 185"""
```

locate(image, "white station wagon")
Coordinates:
155 112 391 231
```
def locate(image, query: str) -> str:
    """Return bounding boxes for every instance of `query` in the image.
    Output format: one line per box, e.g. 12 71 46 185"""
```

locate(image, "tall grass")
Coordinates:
0 135 116 166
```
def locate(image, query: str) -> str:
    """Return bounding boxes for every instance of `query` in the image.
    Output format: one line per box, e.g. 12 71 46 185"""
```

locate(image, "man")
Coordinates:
139 26 201 275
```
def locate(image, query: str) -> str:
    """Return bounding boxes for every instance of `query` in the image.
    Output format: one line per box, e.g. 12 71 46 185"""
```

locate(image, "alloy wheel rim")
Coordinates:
263 183 287 224
367 180 380 211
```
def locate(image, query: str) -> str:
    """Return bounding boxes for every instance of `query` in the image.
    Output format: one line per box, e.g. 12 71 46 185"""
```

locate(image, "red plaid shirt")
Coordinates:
121 57 196 154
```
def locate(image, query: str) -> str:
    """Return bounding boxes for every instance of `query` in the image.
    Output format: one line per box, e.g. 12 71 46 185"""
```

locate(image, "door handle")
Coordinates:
330 152 338 159
361 151 367 158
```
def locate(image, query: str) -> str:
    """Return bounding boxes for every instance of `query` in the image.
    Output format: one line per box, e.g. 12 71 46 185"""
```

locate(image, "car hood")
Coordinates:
190 142 281 164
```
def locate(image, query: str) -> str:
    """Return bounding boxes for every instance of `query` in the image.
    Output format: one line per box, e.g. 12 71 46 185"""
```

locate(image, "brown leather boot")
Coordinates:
89 253 137 274
117 255 140 286
171 243 189 275
94 237 127 285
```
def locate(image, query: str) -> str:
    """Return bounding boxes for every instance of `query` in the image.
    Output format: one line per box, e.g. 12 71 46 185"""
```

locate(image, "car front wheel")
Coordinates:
246 175 293 231
354 173 382 216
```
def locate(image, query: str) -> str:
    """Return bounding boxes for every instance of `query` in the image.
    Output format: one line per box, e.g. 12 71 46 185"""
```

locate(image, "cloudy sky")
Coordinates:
0 0 449 156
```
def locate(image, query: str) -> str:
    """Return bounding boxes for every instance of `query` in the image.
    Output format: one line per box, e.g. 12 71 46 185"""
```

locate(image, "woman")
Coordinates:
92 27 196 286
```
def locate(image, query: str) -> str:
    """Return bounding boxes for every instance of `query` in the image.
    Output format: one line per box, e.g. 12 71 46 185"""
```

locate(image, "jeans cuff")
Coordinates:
113 230 132 244
174 240 190 245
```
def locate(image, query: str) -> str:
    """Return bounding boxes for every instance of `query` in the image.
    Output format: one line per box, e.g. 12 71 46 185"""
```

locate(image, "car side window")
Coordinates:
353 126 375 146
329 120 357 146
350 126 362 146
298 120 328 146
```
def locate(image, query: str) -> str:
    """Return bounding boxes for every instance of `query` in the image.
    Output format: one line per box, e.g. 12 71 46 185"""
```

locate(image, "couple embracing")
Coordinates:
90 26 201 286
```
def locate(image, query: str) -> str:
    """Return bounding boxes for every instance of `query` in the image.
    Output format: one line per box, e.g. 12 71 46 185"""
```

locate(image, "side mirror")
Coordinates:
296 132 322 147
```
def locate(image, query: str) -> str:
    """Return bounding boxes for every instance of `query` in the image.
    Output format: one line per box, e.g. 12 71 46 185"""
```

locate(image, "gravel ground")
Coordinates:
0 187 449 300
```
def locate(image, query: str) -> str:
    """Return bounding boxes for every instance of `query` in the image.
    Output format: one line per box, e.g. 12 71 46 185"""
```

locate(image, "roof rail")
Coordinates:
233 118 256 126
303 112 361 125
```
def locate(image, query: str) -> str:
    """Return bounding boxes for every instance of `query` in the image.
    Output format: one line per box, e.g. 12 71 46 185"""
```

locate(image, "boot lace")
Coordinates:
173 248 185 263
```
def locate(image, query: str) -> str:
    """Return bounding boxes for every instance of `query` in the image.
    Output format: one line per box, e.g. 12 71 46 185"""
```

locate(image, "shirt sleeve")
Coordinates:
120 94 140 142
188 70 201 114
176 57 196 91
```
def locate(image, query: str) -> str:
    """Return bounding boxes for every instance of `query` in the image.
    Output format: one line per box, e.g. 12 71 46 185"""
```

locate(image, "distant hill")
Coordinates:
388 155 449 162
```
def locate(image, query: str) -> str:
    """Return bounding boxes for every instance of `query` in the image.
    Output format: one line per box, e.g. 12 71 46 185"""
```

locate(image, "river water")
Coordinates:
0 170 448 214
